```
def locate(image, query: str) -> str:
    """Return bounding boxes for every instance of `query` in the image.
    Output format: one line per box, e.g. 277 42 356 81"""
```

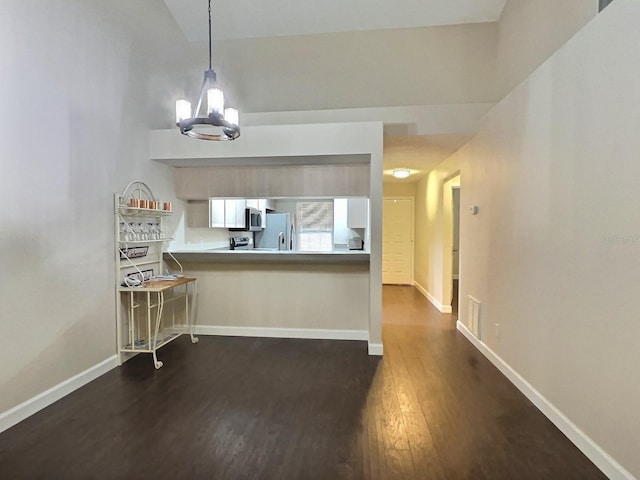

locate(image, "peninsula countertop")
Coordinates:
165 248 370 265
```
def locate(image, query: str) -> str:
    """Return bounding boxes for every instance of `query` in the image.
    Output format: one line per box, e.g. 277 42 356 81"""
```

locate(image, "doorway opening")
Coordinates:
451 186 460 315
442 174 460 317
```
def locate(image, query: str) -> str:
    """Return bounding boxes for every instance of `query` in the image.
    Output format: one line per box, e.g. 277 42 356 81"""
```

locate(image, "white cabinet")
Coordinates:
225 199 247 228
347 198 369 228
209 199 226 228
259 199 274 213
208 198 247 228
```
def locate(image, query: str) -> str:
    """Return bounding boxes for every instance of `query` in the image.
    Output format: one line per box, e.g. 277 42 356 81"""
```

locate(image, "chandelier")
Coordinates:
175 0 240 141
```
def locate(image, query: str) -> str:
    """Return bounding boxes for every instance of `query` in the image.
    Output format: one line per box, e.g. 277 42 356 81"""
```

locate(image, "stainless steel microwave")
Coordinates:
246 207 263 231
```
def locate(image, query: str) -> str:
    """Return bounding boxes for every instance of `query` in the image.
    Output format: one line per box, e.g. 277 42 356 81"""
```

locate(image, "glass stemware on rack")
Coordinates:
119 220 164 242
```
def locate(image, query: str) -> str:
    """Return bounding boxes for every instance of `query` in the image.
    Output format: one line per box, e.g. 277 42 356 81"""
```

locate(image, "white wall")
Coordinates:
0 1 182 414
420 2 640 477
182 223 234 250
495 0 597 97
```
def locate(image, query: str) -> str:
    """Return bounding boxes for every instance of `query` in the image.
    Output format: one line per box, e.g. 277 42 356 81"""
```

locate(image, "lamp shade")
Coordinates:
224 108 239 126
207 88 224 115
175 100 191 123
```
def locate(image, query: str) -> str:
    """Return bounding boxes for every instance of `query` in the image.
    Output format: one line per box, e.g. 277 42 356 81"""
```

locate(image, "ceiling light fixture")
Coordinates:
392 169 412 179
175 0 239 141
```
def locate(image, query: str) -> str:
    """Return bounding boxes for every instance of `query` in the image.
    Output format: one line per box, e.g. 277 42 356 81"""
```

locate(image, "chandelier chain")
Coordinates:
208 0 212 71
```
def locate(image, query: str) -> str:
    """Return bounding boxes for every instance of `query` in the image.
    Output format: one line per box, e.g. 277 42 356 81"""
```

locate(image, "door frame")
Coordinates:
442 173 460 315
382 196 415 285
452 186 460 281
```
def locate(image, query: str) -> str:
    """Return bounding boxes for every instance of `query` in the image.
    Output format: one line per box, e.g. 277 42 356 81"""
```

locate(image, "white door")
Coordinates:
382 198 413 284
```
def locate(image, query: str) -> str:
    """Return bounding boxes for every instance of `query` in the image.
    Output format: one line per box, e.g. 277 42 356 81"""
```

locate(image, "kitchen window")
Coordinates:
296 201 333 252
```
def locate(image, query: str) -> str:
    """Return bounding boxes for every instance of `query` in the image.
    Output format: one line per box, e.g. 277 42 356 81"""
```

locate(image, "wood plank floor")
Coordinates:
0 286 607 479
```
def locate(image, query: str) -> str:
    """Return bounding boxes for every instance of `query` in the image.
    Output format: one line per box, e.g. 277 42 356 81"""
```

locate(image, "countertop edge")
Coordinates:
164 250 370 265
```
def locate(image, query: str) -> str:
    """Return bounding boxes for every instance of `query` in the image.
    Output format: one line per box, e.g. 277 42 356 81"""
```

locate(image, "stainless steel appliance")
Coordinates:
246 207 263 231
229 207 263 232
254 212 294 250
348 236 364 250
229 236 251 250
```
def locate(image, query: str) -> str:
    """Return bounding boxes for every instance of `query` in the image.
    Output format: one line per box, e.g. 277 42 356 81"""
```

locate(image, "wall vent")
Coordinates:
599 0 614 12
468 296 481 339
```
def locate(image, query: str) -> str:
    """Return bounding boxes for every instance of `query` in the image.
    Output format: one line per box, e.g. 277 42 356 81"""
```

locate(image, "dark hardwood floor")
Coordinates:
0 286 607 479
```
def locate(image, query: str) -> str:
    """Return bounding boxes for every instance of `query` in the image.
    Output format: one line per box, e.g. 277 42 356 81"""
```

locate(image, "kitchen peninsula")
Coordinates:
165 248 370 342
150 121 383 355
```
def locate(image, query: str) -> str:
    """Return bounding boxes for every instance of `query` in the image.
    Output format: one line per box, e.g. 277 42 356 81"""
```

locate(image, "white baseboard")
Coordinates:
195 325 382 356
414 282 453 313
195 325 369 341
0 355 117 434
456 321 634 480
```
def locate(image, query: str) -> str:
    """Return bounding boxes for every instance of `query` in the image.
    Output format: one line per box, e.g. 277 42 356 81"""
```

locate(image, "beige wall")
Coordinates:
213 23 499 115
383 183 417 198
184 263 369 332
495 0 597 97
0 1 183 414
414 164 461 310
419 2 640 476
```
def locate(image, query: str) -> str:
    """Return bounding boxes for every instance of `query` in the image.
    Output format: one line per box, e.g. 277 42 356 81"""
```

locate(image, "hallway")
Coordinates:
378 285 606 478
0 286 606 479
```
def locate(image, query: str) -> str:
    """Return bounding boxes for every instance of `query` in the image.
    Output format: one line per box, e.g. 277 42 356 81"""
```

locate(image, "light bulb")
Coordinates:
392 169 411 179
207 88 224 115
175 100 191 123
224 108 239 126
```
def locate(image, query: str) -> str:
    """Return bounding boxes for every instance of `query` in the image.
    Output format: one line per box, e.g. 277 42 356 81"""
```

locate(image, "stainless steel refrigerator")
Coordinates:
254 213 294 250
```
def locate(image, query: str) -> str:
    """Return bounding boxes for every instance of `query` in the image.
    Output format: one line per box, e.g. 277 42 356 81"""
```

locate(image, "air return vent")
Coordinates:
468 296 481 339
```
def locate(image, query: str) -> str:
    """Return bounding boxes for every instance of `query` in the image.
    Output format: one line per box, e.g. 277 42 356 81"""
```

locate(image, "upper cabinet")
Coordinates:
209 199 225 228
189 198 272 229
224 199 247 229
208 199 247 228
174 164 369 200
347 198 369 229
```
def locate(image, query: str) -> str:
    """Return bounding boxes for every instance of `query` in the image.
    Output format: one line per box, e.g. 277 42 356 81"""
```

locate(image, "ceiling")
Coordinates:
163 0 507 41
161 0 505 182
383 135 469 183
